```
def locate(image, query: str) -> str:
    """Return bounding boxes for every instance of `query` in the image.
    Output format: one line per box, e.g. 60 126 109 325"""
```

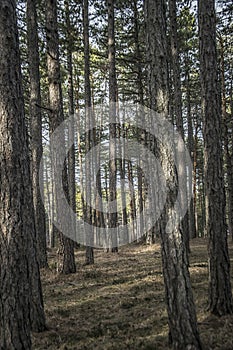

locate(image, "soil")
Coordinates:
32 238 233 350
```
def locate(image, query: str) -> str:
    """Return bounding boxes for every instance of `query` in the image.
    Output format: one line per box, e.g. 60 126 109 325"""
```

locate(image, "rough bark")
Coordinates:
133 0 145 237
46 0 76 274
108 0 118 252
145 0 202 348
169 0 190 254
83 0 94 264
65 0 78 250
27 0 48 269
0 0 45 347
219 36 233 241
198 0 233 316
186 69 197 239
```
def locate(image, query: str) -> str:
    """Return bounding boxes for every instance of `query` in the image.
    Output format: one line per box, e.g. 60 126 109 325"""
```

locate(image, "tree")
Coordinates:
144 0 202 348
46 0 76 274
198 0 233 316
108 0 118 252
83 0 94 264
0 0 46 347
64 0 78 251
169 0 190 254
27 0 48 269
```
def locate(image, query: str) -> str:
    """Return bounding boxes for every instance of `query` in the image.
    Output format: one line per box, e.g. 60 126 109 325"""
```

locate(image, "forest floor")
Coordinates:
32 238 233 350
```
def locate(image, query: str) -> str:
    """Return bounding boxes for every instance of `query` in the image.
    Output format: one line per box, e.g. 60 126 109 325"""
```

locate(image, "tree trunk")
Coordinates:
169 0 190 254
83 0 94 264
186 69 197 239
65 0 78 250
27 0 48 269
133 0 145 238
46 0 76 274
145 0 202 348
0 0 45 347
219 36 233 241
108 0 118 252
198 0 233 316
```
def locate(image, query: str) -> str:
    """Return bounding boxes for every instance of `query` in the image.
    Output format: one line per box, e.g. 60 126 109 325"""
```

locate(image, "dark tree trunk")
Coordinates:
169 0 190 254
27 0 48 269
145 0 202 348
133 0 145 238
46 0 76 274
219 36 233 241
186 69 197 239
198 0 233 316
0 0 45 347
65 0 78 251
83 0 94 264
108 0 118 252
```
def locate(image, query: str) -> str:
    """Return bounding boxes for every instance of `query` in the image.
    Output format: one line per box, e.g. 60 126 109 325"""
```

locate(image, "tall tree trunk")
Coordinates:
186 68 197 239
132 0 146 239
0 1 45 347
83 0 94 264
46 0 76 274
219 36 233 241
169 0 190 254
198 0 233 316
117 115 128 231
65 0 77 250
145 0 202 348
108 0 118 252
230 83 233 242
45 154 55 248
193 124 199 235
27 0 48 269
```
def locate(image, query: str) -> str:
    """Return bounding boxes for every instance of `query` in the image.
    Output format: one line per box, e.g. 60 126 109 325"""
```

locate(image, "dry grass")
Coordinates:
32 239 233 350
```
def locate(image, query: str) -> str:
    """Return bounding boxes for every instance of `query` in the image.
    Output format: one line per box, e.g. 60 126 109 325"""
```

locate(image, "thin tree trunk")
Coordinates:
118 116 128 229
133 0 145 239
83 0 94 264
186 69 197 239
46 0 76 274
27 0 48 269
65 0 77 251
169 0 190 254
108 0 118 252
45 155 55 248
193 124 199 235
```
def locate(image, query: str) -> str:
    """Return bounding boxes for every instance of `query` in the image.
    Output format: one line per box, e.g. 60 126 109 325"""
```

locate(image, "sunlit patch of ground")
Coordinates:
32 239 233 350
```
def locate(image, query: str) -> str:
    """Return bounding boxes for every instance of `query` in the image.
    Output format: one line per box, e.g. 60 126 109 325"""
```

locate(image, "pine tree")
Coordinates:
27 0 48 269
198 0 233 316
145 0 202 348
46 0 76 274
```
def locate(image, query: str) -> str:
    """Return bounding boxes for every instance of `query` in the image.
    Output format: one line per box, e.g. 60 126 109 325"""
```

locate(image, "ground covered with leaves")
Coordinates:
32 239 233 350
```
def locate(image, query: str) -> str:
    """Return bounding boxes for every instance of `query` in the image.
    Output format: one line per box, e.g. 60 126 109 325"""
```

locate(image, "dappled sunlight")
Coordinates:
33 239 233 349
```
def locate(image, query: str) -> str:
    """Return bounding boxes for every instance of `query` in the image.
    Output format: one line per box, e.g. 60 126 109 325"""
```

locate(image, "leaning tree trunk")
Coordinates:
198 0 233 316
46 0 76 274
0 0 46 347
27 0 48 269
145 0 202 349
